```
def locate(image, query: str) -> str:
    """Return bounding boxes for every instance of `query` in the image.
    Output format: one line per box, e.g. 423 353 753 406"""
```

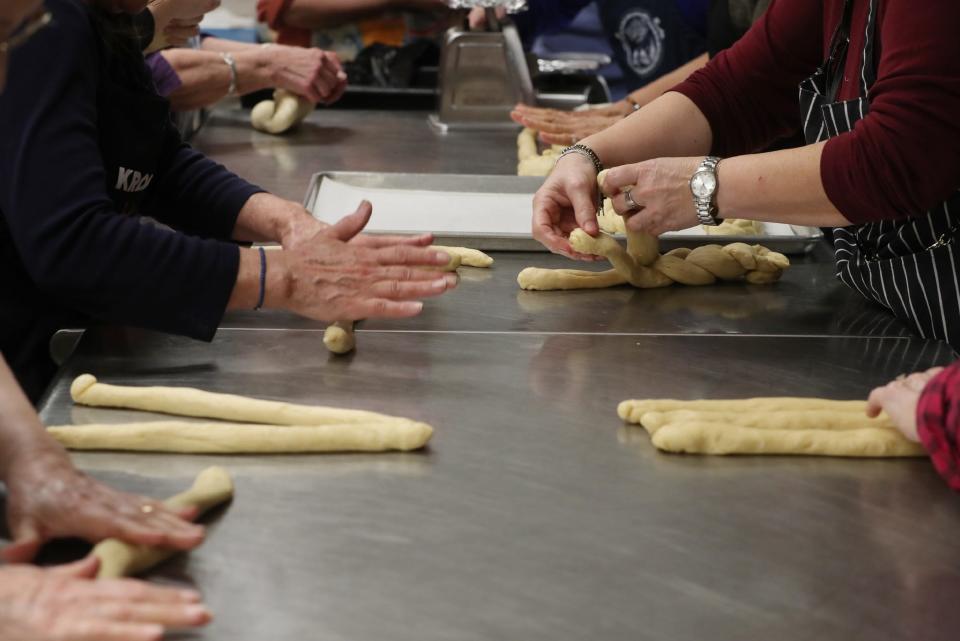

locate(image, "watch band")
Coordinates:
693 156 723 226
220 52 238 97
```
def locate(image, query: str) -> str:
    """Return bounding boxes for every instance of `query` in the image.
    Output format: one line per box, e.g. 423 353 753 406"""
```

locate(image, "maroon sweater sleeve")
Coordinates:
917 362 960 492
671 0 824 157
822 1 960 224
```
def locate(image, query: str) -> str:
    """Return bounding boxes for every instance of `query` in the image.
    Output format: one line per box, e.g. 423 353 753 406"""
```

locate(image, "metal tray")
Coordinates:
303 171 824 254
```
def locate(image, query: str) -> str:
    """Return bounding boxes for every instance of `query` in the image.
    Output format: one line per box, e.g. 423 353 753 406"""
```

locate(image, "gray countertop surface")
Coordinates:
19 107 960 641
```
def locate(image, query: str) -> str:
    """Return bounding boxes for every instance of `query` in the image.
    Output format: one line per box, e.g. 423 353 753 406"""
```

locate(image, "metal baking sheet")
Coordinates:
304 171 823 253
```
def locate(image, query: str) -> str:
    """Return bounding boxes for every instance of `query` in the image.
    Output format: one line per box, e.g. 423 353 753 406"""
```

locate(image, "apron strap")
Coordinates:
858 0 880 96
825 0 855 102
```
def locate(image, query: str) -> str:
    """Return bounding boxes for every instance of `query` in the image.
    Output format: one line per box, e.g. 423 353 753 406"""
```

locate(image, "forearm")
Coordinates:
583 92 713 168
0 357 57 480
163 49 273 111
283 0 397 29
716 142 851 227
200 37 263 53
232 193 319 243
625 53 709 108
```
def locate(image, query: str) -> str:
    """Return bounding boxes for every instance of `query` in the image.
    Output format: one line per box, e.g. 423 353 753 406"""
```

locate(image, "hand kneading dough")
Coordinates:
324 321 356 354
651 422 924 457
429 246 494 268
70 374 409 426
618 397 921 457
93 467 234 578
47 421 433 453
251 89 314 134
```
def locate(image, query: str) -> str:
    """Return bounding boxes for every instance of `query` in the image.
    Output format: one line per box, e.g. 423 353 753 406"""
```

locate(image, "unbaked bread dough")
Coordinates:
703 219 765 236
517 128 564 176
70 375 406 425
93 466 235 578
618 397 922 457
430 246 494 268
324 321 356 355
651 422 924 457
48 420 433 453
251 89 314 135
517 267 627 290
518 171 790 291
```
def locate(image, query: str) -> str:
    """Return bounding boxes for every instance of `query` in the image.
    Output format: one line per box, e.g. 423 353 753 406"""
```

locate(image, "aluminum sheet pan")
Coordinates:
304 171 823 253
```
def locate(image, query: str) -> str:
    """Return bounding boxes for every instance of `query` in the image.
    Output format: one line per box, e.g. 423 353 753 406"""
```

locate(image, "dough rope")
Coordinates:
618 398 923 457
518 171 790 291
93 467 234 578
250 89 314 134
70 374 412 425
703 218 765 236
517 128 563 177
324 321 356 355
48 421 433 454
430 246 495 268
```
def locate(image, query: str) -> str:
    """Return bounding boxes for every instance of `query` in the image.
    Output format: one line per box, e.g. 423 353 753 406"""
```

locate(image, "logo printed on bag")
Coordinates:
115 167 154 193
616 11 666 78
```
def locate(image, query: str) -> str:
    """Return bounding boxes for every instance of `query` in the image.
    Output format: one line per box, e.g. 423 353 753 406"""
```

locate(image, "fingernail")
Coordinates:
444 273 459 286
187 605 213 621
433 252 450 262
411 302 424 312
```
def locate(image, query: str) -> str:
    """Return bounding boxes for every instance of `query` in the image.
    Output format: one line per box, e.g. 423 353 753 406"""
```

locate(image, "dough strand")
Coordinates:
429 246 494 268
70 374 409 426
638 409 897 434
93 467 234 578
250 89 313 134
324 321 356 355
48 421 433 453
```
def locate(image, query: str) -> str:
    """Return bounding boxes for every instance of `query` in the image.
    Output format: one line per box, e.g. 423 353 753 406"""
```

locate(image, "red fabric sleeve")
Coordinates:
917 362 960 492
821 1 960 224
671 0 824 157
256 0 311 46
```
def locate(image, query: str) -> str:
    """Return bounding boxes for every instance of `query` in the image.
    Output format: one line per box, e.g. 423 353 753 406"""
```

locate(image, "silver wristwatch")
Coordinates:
689 156 723 226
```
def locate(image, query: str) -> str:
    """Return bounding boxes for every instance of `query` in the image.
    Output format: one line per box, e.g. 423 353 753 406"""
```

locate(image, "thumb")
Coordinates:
2 521 42 563
330 200 373 242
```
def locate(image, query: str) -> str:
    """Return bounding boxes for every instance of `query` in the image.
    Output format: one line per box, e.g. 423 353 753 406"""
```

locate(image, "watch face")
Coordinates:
691 171 717 199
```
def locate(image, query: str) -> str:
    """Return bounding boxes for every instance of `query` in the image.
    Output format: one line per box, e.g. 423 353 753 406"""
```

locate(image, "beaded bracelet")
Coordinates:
558 144 604 176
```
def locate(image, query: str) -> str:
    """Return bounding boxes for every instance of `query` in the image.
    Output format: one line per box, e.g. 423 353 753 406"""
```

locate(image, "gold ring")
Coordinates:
141 504 156 514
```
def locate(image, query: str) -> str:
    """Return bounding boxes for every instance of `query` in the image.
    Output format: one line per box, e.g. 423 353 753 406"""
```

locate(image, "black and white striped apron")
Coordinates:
799 0 960 349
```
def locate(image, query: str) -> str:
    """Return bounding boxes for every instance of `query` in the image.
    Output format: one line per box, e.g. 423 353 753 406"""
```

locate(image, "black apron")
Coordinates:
1 9 175 402
799 0 960 349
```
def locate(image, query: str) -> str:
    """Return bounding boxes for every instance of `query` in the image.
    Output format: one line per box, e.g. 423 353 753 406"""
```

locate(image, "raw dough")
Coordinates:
618 397 869 423
324 321 356 355
93 466 235 578
70 374 408 426
251 89 314 134
517 267 627 291
517 128 564 177
430 246 494 268
638 409 897 434
48 421 433 453
518 171 790 291
651 422 924 457
703 219 765 236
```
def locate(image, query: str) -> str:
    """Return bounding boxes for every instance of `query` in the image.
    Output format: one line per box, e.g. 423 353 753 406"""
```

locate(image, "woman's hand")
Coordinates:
2 444 205 564
511 103 631 146
262 45 348 105
531 153 604 260
265 201 459 321
0 557 211 641
599 157 701 235
866 367 945 442
147 0 220 48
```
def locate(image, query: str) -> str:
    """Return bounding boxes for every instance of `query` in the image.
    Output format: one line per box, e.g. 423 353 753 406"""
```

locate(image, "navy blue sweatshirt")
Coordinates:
0 0 263 395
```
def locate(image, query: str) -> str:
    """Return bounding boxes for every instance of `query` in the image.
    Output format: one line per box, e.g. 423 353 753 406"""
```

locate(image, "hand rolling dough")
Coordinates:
49 421 433 453
93 466 234 578
70 375 408 426
251 89 314 134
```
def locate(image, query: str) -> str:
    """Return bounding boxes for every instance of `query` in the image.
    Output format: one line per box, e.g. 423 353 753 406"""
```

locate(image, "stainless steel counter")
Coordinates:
12 108 960 640
34 328 960 641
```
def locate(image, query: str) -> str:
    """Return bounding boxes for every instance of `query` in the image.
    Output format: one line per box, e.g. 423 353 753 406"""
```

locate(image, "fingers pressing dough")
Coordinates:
48 421 433 454
70 374 407 425
429 246 494 268
93 466 235 578
251 89 314 134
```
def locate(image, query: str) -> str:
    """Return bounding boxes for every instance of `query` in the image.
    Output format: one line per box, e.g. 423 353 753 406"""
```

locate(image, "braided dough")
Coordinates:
93 466 234 578
70 374 410 425
251 89 314 134
517 128 563 177
518 171 790 291
619 398 924 457
704 218 765 236
48 421 433 453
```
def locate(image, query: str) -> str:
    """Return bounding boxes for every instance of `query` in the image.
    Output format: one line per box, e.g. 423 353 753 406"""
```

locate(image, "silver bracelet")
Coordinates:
220 52 238 96
558 144 604 176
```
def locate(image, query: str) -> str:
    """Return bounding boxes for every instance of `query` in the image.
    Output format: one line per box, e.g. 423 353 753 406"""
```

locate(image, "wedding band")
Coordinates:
141 504 156 514
624 188 639 211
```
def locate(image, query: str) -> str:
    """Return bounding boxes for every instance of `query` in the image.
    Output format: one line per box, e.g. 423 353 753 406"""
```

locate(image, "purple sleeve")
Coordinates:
146 52 183 98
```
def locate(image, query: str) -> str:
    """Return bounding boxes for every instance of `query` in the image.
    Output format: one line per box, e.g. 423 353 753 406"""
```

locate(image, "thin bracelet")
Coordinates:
559 144 604 176
220 52 238 96
254 246 267 311
625 96 641 113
